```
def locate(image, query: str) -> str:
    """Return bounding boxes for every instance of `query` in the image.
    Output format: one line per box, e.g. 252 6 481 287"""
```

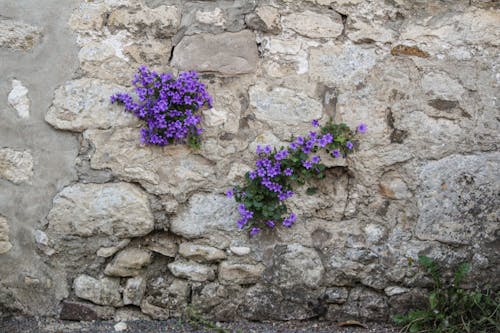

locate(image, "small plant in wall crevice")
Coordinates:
111 65 213 149
227 119 367 236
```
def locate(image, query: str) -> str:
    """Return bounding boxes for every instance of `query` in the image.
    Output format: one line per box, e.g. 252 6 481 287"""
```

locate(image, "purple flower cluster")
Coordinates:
110 66 212 147
237 204 254 229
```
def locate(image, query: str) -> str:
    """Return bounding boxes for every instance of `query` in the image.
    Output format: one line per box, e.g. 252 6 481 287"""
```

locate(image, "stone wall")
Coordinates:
1 0 499 323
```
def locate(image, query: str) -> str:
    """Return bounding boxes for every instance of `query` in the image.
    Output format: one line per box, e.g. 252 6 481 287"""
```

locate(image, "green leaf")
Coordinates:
430 292 438 309
306 187 318 195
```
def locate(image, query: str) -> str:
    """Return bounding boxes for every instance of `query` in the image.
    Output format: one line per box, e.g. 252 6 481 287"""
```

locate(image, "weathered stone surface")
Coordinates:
144 278 190 318
170 193 238 239
123 276 146 306
73 275 122 307
114 308 151 321
264 244 324 289
179 243 226 263
341 287 388 321
324 287 349 304
68 2 106 31
47 183 154 238
45 79 136 132
97 239 131 258
172 31 258 75
8 79 30 119
0 17 42 50
379 172 411 200
191 282 244 321
144 233 178 257
283 10 343 38
85 128 216 200
229 245 250 256
108 5 181 38
167 260 215 282
0 216 12 254
195 8 225 27
245 6 281 34
219 261 264 285
249 83 323 125
140 298 170 320
416 153 500 245
0 148 34 184
104 248 152 277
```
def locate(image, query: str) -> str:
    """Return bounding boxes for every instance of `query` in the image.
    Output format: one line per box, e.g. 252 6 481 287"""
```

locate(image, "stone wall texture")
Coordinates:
1 0 499 323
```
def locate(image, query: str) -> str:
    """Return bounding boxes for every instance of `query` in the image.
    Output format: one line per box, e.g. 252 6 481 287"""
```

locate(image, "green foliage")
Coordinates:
393 256 500 333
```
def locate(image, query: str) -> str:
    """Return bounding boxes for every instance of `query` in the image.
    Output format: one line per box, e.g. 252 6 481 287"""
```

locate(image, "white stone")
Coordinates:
8 80 30 119
0 18 42 50
167 260 215 282
421 72 465 101
123 276 146 306
45 79 137 132
384 286 410 296
218 262 264 285
0 216 12 254
229 246 250 256
0 148 34 184
47 183 154 238
283 10 343 38
97 239 131 258
196 8 226 27
170 193 238 239
114 322 128 332
202 108 227 127
73 275 122 306
104 248 152 277
249 83 323 125
179 243 226 263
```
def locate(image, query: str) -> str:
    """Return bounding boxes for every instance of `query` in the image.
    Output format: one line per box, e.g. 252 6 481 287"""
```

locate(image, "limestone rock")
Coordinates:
191 282 244 321
0 17 42 50
172 31 258 75
416 152 500 245
379 172 411 200
140 297 169 319
0 216 12 254
108 5 181 38
97 239 131 258
324 287 349 304
104 248 152 277
218 261 264 285
114 308 151 321
170 193 238 239
85 128 216 200
123 276 146 306
179 243 226 263
68 2 107 31
8 79 30 119
0 148 34 184
47 182 154 238
195 8 226 27
229 246 250 256
144 233 178 257
249 83 323 125
264 244 324 289
342 287 388 321
283 10 343 38
114 322 128 332
45 79 136 132
59 300 115 321
73 275 122 307
245 6 281 34
167 260 215 282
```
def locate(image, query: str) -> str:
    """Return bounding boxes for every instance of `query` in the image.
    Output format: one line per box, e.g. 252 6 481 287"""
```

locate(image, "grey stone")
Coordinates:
172 31 258 75
104 248 152 277
342 287 388 321
245 6 281 34
73 275 122 307
0 216 12 254
108 5 181 38
179 243 226 263
218 261 264 285
170 193 239 239
47 182 154 238
324 287 349 304
282 10 343 38
97 239 131 258
140 297 170 320
416 153 500 245
123 276 146 306
249 83 323 125
265 244 324 289
8 79 30 119
45 79 137 132
0 148 34 184
0 17 42 50
59 300 115 321
229 245 250 256
168 260 215 282
144 233 178 257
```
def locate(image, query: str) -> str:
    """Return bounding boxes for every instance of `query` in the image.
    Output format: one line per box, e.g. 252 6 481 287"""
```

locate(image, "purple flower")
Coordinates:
264 145 272 154
311 155 321 164
357 123 367 134
346 141 354 150
266 220 275 228
303 160 313 169
256 145 263 154
225 189 234 197
275 149 289 160
282 213 297 228
311 119 319 127
284 168 293 176
332 149 341 158
250 227 261 236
